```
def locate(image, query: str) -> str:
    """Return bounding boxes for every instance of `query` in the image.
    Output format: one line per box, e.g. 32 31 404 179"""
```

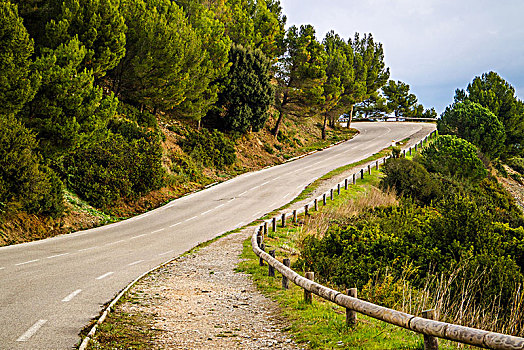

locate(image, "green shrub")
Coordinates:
116 103 157 128
179 128 236 168
420 135 487 182
63 132 165 208
380 158 441 204
0 114 63 216
508 157 524 174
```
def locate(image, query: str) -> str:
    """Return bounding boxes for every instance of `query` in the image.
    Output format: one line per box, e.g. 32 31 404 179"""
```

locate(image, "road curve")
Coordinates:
0 122 435 349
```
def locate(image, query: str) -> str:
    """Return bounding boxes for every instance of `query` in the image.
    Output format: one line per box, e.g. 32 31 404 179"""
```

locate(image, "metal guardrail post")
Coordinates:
337 183 341 195
272 217 277 232
293 209 297 223
323 193 327 205
314 198 318 211
281 213 286 227
330 188 334 200
305 204 309 215
345 178 348 190
353 173 356 185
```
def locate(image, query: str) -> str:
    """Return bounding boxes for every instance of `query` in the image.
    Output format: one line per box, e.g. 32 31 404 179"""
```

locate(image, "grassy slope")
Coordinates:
0 114 356 246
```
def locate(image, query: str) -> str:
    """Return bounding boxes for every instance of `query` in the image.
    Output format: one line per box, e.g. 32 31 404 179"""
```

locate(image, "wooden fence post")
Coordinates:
337 183 341 195
264 222 268 236
304 272 314 304
305 204 309 215
345 178 348 190
403 149 406 157
272 217 277 232
409 147 412 156
323 193 327 205
330 189 334 200
259 243 265 266
346 288 358 326
376 160 379 170
293 209 297 223
422 309 439 350
282 258 290 289
314 198 318 211
360 169 364 179
353 173 356 185
415 144 418 152
268 250 275 277
281 213 286 227
367 164 371 175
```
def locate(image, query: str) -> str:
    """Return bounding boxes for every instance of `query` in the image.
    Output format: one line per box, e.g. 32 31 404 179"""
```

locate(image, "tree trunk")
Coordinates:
346 105 354 128
272 108 284 141
322 113 328 140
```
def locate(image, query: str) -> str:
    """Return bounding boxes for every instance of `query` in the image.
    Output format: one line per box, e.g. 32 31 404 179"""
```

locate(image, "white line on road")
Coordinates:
158 250 174 256
128 260 145 266
200 208 214 216
130 234 147 240
0 267 5 270
62 289 82 302
184 216 198 223
169 222 181 228
283 193 291 200
215 203 226 209
105 239 125 246
16 319 47 342
96 272 114 280
151 228 165 234
238 190 249 196
15 259 39 266
78 246 98 252
46 253 70 259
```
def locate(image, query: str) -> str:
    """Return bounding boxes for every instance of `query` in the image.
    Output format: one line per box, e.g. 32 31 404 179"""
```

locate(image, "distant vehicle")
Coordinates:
338 114 349 122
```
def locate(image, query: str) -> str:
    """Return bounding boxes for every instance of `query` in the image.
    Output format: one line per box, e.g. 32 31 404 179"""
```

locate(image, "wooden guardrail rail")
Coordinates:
251 130 524 350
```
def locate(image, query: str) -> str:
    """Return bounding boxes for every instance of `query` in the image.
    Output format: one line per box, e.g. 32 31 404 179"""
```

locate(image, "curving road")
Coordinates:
0 122 435 349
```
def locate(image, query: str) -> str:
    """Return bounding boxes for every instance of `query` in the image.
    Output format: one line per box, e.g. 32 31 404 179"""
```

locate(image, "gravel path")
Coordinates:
120 228 300 349
107 127 432 349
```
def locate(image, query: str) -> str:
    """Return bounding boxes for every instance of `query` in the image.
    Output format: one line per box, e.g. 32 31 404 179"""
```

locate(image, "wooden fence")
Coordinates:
251 130 524 350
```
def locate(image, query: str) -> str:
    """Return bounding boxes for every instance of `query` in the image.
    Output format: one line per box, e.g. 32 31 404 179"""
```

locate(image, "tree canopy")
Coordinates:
438 100 506 159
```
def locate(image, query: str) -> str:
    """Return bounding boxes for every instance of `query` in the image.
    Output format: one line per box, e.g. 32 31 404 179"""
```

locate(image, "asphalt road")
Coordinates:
0 122 435 349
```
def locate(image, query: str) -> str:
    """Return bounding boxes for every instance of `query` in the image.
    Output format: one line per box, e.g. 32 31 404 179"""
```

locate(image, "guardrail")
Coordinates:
251 130 524 350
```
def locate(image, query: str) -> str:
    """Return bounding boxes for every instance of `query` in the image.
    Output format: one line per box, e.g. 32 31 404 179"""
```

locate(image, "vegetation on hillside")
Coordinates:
1 0 400 244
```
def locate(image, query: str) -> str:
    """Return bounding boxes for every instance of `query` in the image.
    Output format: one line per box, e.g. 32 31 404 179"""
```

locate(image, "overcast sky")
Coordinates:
280 0 524 114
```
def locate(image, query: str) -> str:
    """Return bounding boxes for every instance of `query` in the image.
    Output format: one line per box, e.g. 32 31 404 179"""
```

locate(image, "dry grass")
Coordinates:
297 186 398 244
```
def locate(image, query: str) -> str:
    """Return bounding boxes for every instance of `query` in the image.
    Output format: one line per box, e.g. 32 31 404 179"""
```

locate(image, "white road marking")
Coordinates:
130 234 147 240
200 208 214 216
62 289 82 302
151 228 165 234
128 260 145 266
215 203 226 209
106 239 125 246
183 216 198 223
158 250 174 256
47 253 70 259
78 246 98 252
238 190 249 196
16 319 47 342
15 259 39 266
0 267 5 270
169 222 181 228
283 193 291 200
96 272 114 280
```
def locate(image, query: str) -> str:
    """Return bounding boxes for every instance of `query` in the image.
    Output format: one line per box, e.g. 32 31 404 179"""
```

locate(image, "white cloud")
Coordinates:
280 0 524 113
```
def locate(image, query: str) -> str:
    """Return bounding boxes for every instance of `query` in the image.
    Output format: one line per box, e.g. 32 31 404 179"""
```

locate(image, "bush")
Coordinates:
0 114 63 216
116 103 157 128
62 132 165 208
380 158 441 204
438 100 506 159
508 157 524 175
179 128 236 168
420 135 487 182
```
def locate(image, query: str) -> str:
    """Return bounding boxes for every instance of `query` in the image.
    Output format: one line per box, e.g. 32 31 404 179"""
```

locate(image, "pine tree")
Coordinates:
209 44 273 133
273 24 327 139
0 1 40 115
19 37 117 158
382 80 418 119
455 72 524 158
345 33 390 127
